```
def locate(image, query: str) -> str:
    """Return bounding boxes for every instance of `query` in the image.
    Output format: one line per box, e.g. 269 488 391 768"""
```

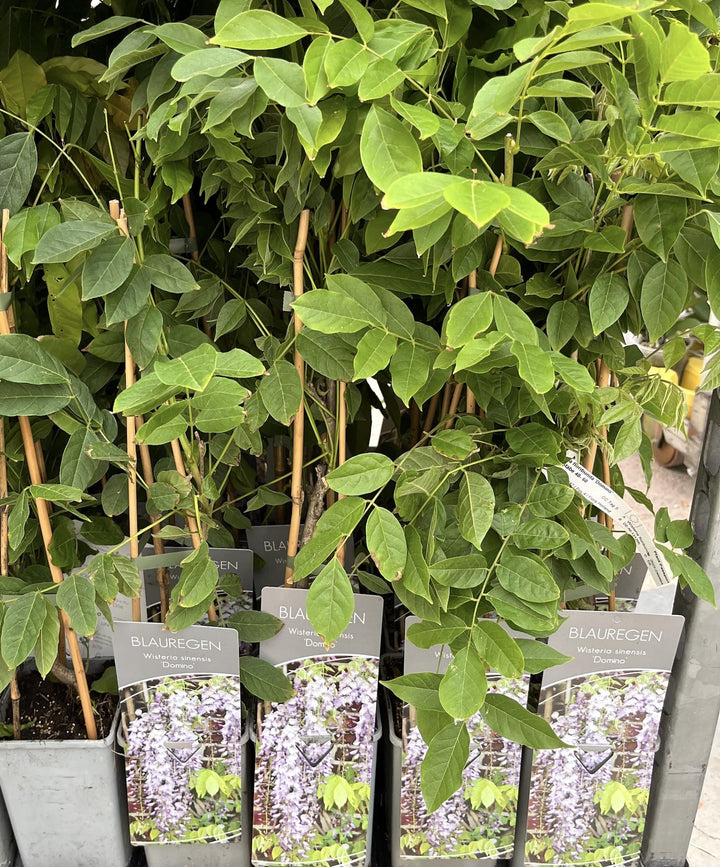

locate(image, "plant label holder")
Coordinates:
247 526 355 595
253 587 383 867
395 617 529 865
524 610 684 867
112 622 245 848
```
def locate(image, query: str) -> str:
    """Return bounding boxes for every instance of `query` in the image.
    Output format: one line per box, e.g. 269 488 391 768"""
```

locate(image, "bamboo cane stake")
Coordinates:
466 269 478 415
443 382 465 430
422 393 440 434
0 209 97 739
285 210 311 587
334 205 348 564
110 202 143 623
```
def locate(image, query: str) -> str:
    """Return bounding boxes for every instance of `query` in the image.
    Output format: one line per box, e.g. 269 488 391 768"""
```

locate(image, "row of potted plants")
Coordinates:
0 0 719 863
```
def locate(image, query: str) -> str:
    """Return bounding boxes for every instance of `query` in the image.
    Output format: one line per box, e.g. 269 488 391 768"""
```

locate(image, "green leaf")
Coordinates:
293 291 373 333
515 638 572 674
382 672 443 709
2 592 46 667
7 490 28 550
114 370 176 415
211 10 307 50
136 403 188 445
497 549 559 602
360 105 423 191
33 221 116 263
172 47 250 81
662 548 716 606
403 526 432 600
0 133 38 216
382 173 454 210
0 334 69 384
431 429 475 459
34 600 60 678
528 484 575 518
29 483 83 502
177 542 219 608
444 293 493 348
659 19 711 83
481 693 568 748
81 236 135 300
527 110 572 143
153 22 207 54
215 348 265 378
156 344 217 391
443 180 510 228
324 39 369 87
226 610 283 642
71 16 141 47
589 273 630 334
238 656 294 702
307 559 355 647
633 196 686 261
354 332 396 380
421 722 469 812
56 575 98 636
259 360 303 425
551 353 596 393
87 554 120 603
641 260 688 343
457 472 494 551
105 265 151 326
126 306 162 369
141 254 199 294
358 57 404 100
254 57 307 108
215 298 247 339
512 518 569 551
547 300 579 351
493 294 538 345
327 453 394 495
473 621 524 677
429 555 487 588
390 342 432 406
366 506 407 581
439 646 487 719
101 475 129 516
295 497 365 580
407 616 466 648
511 342 555 394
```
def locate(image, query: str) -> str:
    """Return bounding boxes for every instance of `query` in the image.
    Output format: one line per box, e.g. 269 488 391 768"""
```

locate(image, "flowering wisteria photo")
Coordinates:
526 671 670 866
253 655 379 866
121 674 245 844
400 675 529 860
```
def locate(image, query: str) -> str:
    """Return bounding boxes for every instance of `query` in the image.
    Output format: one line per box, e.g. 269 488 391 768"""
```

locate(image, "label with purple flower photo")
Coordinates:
525 611 684 867
401 618 529 862
253 588 383 866
112 622 244 846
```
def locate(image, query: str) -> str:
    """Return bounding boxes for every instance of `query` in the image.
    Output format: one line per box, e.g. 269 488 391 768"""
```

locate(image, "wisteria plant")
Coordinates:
0 0 717 816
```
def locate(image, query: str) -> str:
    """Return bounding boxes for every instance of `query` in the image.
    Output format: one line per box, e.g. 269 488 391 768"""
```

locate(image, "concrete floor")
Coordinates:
619 454 719 867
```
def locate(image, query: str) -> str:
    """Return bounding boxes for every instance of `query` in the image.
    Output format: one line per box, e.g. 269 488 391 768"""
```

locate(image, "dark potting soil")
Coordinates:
12 668 117 741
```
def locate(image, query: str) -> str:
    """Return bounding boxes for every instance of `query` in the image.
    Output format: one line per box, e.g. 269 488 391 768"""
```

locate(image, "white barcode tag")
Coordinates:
563 459 674 586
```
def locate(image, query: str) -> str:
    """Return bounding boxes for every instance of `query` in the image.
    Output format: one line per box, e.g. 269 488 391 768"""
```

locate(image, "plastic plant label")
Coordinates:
563 459 674 586
252 587 383 866
112 622 244 847
525 610 684 867
401 617 528 862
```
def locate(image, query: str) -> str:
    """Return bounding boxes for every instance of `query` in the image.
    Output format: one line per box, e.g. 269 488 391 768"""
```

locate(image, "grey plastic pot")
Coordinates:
0 795 14 867
140 723 252 867
0 702 131 867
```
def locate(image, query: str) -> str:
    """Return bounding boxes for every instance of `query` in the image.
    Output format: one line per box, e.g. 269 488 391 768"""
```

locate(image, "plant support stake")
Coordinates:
0 209 97 740
285 210 311 587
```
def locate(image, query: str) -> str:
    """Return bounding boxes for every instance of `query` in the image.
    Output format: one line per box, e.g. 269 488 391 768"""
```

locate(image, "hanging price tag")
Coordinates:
562 459 674 586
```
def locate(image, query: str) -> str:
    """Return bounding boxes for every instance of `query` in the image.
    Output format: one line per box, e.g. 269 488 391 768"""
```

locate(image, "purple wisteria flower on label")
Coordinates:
252 655 379 866
525 670 671 866
400 674 529 860
121 673 245 845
